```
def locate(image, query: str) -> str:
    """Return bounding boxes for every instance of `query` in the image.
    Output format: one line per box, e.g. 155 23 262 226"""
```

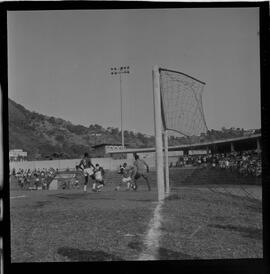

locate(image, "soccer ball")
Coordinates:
130 183 137 191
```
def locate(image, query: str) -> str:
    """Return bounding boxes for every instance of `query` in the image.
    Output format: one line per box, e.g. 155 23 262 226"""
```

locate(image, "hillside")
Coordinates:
8 99 260 160
8 99 157 160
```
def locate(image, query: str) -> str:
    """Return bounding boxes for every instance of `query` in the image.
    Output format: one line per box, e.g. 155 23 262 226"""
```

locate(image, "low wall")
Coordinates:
9 157 134 171
9 154 178 172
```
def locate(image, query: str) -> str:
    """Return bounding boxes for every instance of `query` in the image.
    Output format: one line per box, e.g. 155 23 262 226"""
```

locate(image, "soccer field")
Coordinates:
10 169 263 262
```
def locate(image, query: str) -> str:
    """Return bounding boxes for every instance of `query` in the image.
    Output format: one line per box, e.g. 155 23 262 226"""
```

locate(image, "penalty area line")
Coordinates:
138 200 164 260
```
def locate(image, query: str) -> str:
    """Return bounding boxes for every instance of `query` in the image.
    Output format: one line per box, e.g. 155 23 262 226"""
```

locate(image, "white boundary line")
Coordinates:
138 200 164 260
10 195 26 199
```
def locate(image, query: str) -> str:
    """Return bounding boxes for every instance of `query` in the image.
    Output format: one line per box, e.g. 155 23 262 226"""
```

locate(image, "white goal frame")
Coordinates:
153 66 167 201
153 65 207 201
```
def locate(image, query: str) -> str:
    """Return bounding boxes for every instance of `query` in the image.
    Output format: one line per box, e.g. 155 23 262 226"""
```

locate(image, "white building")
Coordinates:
9 149 28 162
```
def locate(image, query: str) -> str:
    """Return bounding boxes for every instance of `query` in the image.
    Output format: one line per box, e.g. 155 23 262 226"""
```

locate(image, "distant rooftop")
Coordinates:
107 133 261 154
92 143 125 149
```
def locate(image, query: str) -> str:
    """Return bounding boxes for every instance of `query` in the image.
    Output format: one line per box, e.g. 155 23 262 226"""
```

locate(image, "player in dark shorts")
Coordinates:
78 152 95 192
132 154 151 191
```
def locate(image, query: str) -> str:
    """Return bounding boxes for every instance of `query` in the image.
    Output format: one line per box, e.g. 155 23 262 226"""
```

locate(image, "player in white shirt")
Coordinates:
115 163 135 191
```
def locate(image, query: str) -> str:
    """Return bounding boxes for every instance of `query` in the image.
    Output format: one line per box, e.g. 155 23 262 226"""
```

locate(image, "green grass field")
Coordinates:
10 168 262 262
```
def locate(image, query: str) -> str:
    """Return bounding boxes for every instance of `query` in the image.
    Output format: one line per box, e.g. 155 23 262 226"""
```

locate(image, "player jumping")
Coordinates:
78 152 95 192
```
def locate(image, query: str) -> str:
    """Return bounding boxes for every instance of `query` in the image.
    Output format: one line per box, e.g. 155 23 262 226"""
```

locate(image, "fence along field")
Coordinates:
9 157 136 172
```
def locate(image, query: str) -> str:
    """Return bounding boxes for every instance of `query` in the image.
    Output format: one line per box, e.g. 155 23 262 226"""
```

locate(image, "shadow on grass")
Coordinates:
53 193 117 201
125 199 155 202
165 194 181 200
57 247 124 261
128 241 199 260
208 224 262 240
33 201 52 208
157 247 199 260
246 203 262 213
52 193 155 203
128 241 143 252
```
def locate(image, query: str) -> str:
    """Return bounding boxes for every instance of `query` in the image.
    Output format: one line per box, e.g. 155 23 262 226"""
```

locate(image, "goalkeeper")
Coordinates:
132 154 151 191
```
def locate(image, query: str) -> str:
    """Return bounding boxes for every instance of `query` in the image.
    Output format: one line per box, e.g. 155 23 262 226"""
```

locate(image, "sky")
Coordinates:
8 8 261 136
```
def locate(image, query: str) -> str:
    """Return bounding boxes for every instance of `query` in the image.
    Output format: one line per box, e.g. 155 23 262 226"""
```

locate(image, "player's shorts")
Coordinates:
122 177 132 183
84 168 94 176
95 177 104 184
134 172 146 180
96 180 105 186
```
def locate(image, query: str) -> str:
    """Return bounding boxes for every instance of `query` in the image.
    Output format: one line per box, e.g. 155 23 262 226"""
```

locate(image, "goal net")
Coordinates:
153 66 208 200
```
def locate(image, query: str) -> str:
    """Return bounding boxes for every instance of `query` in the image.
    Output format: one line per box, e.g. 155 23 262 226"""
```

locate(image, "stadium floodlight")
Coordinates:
153 66 208 201
110 66 130 148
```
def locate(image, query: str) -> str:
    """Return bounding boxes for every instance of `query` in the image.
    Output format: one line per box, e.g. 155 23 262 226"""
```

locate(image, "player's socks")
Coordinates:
97 184 103 191
132 183 138 191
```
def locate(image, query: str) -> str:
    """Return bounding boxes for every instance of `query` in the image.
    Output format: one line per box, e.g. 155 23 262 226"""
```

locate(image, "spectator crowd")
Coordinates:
10 167 58 190
10 150 261 191
173 150 261 177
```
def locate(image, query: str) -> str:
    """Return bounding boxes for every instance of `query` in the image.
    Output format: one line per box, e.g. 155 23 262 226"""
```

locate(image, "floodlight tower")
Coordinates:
110 66 130 148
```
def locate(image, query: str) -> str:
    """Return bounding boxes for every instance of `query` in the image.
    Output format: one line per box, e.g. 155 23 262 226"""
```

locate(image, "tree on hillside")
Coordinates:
55 135 65 142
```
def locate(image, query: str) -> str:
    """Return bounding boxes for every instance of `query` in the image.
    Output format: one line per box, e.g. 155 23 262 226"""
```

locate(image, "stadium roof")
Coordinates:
107 134 261 154
92 143 124 148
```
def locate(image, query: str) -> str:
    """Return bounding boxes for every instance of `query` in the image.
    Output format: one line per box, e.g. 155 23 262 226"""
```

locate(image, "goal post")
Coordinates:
163 129 169 195
153 66 165 201
153 66 208 201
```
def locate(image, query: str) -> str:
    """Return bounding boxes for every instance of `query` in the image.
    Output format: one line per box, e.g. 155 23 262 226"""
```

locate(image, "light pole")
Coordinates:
110 66 130 148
